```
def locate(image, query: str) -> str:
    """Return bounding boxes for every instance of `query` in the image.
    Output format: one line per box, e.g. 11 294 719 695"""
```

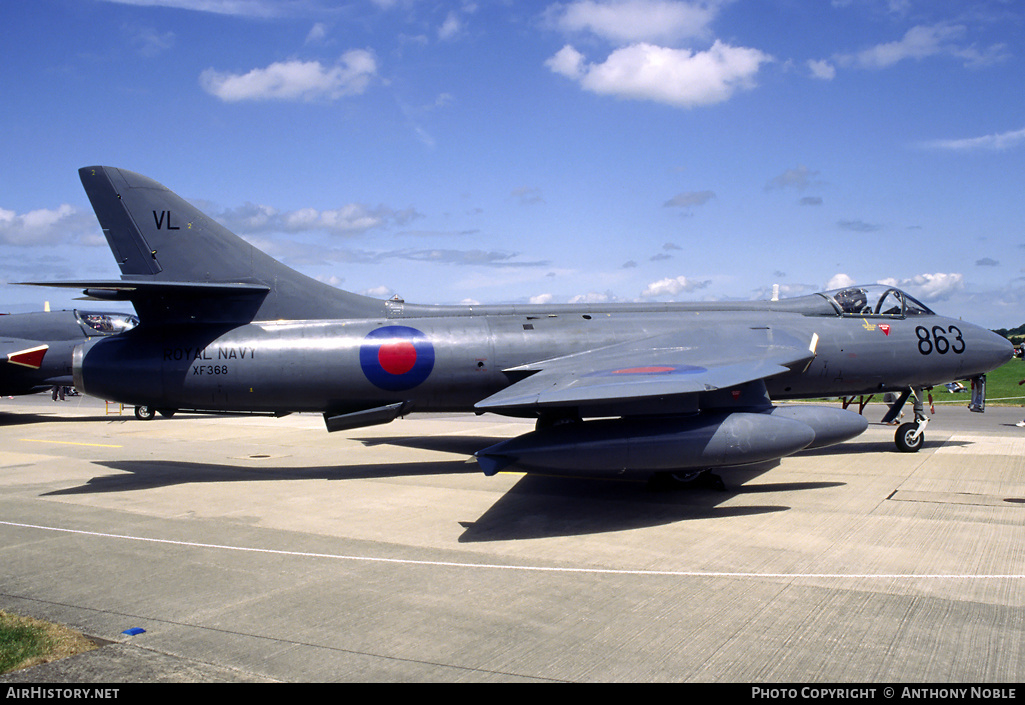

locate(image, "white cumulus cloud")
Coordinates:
0 204 96 246
877 273 965 302
642 275 708 297
826 273 856 290
547 40 771 108
217 201 421 236
200 50 377 102
807 59 835 80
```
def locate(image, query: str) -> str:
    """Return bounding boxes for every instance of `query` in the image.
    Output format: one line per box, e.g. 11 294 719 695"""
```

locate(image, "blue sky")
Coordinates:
2 0 1024 328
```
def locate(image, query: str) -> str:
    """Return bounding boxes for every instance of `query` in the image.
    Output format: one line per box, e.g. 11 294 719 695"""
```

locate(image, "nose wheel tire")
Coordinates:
895 422 924 452
134 405 155 420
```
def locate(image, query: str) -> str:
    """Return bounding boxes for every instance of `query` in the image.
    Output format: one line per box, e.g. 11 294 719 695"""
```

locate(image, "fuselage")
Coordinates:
73 292 1014 417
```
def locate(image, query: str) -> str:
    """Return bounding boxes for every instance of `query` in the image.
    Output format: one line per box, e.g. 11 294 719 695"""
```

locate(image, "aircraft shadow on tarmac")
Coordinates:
43 457 480 496
795 439 912 456
354 433 854 540
0 411 127 427
41 442 845 540
795 437 972 456
457 469 825 542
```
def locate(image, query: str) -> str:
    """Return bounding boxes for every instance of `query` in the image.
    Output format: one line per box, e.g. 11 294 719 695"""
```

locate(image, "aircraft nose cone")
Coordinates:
976 328 1015 373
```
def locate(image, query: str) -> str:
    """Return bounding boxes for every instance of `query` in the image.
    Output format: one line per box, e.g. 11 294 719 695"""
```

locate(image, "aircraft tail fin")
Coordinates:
78 166 387 323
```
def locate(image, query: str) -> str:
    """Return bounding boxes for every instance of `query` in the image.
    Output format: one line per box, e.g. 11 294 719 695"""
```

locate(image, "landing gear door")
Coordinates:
969 375 986 413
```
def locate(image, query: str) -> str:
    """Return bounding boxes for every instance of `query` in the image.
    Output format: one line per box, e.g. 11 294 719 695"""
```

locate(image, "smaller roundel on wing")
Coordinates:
360 326 435 391
588 364 707 377
612 366 678 375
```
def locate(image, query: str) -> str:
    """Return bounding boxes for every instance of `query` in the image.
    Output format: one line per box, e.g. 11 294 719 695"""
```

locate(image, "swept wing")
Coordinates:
476 324 818 416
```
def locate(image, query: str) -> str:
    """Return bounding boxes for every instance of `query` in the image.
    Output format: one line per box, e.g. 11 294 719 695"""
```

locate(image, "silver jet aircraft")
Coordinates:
29 167 1015 486
0 309 137 397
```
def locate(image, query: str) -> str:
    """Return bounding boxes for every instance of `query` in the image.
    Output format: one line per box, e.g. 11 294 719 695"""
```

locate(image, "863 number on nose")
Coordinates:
915 325 964 355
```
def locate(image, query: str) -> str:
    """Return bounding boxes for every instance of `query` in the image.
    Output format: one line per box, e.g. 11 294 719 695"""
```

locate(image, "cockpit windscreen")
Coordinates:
78 311 140 334
823 285 934 318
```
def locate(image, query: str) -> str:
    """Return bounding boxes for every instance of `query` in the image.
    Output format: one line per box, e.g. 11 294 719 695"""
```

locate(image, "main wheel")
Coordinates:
134 405 155 420
895 422 924 452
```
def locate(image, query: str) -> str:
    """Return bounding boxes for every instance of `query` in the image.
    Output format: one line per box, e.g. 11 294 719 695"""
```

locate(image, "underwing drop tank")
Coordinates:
475 406 867 477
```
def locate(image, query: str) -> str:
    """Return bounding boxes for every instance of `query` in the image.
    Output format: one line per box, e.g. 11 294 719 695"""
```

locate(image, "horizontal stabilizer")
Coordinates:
21 280 271 297
20 280 272 326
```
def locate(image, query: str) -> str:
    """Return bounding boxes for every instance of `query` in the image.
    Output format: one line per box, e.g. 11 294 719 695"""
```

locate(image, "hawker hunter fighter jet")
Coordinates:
27 167 1015 484
1 309 137 397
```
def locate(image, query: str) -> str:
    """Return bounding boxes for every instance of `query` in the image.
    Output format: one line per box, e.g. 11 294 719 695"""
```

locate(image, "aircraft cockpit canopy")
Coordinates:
821 285 934 318
77 311 140 335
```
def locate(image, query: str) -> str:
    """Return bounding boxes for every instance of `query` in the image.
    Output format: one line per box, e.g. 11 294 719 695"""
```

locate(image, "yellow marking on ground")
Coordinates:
19 439 122 448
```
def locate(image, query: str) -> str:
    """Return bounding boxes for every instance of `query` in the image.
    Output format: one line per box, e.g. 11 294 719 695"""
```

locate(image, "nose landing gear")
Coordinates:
884 387 928 453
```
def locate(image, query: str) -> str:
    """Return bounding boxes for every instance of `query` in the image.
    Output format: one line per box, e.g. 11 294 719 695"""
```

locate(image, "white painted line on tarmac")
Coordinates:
3 520 1023 580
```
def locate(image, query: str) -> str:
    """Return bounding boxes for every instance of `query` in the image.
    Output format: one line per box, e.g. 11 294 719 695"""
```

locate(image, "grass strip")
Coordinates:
0 610 98 675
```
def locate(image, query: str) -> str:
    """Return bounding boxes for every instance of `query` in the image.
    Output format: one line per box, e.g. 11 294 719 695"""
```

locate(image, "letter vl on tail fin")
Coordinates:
74 166 387 324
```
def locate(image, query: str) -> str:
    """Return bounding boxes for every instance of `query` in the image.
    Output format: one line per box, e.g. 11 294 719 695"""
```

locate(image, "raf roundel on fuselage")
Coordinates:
359 326 436 392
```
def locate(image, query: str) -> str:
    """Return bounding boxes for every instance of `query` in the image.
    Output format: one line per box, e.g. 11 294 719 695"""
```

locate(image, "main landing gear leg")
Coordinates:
894 387 928 453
